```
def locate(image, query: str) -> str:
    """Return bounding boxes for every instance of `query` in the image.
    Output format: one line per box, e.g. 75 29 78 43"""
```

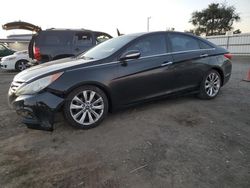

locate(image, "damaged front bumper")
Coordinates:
8 91 64 131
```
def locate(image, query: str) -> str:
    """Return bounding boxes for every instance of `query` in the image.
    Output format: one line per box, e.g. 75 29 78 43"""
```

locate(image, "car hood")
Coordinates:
14 50 28 55
1 54 15 60
14 57 95 83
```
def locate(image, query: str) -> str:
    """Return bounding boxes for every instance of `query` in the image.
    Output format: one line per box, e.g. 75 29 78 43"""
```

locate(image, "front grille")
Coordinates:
10 81 24 93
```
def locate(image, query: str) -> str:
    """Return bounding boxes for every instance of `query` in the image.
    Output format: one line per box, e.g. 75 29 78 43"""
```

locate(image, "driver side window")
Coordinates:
125 34 166 57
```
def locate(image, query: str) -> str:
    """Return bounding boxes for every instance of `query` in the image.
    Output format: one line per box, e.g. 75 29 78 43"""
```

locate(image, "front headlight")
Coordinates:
16 72 63 95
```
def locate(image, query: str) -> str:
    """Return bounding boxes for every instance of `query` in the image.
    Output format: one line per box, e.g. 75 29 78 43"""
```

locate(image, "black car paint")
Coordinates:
8 31 232 131
29 30 112 63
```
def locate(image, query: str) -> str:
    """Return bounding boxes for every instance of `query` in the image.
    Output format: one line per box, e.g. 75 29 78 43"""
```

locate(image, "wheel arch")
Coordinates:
211 67 225 86
16 59 29 63
15 59 29 70
65 81 113 112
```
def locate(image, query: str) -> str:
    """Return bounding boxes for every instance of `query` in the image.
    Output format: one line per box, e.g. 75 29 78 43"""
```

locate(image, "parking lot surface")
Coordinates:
0 57 250 188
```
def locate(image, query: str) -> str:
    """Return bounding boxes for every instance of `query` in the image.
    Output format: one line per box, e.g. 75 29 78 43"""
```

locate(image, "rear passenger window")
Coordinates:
199 40 213 49
37 32 72 46
126 34 166 57
169 33 200 52
75 32 93 46
95 33 111 44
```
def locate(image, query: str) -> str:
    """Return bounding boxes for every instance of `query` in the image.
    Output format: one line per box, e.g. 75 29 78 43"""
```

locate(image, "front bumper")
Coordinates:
0 61 5 69
0 59 14 70
8 91 64 131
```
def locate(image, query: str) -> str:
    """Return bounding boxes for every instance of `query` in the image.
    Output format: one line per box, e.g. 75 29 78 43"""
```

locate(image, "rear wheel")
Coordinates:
15 60 28 71
64 86 108 129
198 70 222 99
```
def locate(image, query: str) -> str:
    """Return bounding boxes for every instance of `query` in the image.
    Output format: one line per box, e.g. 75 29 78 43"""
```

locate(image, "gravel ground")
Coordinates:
0 57 250 188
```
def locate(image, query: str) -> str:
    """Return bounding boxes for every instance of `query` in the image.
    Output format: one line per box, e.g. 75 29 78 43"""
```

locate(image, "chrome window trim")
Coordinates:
50 48 217 73
137 48 216 60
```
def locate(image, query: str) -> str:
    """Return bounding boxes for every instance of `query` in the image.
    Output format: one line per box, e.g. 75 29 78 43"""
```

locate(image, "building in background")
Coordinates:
0 34 32 51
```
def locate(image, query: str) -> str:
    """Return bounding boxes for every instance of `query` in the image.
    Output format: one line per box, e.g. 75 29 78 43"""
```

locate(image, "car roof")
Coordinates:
133 31 196 37
43 28 109 34
131 31 216 47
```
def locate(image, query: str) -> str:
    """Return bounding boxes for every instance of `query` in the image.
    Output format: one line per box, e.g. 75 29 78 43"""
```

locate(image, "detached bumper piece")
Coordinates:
10 92 64 131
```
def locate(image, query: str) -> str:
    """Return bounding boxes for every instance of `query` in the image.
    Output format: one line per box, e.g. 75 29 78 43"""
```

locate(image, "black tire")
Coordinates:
198 69 222 99
63 85 109 129
15 60 28 71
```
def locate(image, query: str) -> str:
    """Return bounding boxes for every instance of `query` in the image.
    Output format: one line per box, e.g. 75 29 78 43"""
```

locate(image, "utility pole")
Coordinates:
147 17 151 32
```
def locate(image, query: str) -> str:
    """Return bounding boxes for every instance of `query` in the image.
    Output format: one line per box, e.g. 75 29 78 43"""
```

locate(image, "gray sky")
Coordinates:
0 0 249 38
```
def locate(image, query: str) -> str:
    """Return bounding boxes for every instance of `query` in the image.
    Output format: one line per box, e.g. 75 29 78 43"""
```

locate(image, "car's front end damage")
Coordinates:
8 73 64 131
7 56 99 131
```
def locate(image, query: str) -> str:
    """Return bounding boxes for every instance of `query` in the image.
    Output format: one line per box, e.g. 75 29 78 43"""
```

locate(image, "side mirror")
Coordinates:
119 50 141 61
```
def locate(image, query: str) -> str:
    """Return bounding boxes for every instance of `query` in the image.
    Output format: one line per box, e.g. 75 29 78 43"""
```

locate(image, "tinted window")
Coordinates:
75 32 93 46
0 45 5 50
199 40 213 49
126 34 166 57
95 33 111 44
37 31 72 46
169 33 200 52
80 34 136 59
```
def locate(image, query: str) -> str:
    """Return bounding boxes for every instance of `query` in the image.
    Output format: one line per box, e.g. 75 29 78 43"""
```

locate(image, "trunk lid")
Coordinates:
2 21 41 32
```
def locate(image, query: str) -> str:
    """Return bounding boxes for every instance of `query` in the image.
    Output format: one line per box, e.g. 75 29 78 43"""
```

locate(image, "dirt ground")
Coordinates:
0 57 250 188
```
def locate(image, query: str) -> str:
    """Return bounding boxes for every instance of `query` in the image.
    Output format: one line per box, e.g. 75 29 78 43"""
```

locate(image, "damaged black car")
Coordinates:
8 31 232 131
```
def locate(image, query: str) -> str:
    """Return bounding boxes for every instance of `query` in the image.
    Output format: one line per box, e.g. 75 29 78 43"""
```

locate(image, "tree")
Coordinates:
190 3 240 36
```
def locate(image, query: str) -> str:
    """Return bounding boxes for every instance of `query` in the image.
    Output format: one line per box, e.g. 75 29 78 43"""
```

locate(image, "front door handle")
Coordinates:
200 54 208 58
161 61 173 67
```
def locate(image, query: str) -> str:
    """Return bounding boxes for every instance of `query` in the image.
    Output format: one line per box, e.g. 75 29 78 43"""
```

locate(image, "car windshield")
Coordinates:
79 35 137 60
0 44 9 50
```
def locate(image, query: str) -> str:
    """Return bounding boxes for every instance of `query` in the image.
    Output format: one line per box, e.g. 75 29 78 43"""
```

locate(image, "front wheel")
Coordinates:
64 86 109 129
15 60 28 71
198 70 222 99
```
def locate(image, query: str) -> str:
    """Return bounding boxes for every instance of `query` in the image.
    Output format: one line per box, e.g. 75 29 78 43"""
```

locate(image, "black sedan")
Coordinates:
8 31 232 131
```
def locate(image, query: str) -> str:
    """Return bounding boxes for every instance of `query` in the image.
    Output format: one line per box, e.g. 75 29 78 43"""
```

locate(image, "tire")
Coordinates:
63 85 109 129
198 69 222 99
15 60 28 71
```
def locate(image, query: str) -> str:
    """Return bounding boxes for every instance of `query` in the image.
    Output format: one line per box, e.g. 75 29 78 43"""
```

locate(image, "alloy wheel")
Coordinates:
18 61 27 71
205 72 221 97
70 90 104 126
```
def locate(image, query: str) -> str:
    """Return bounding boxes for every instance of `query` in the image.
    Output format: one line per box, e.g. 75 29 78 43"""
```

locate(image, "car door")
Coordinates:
73 32 94 55
113 33 175 106
167 33 209 90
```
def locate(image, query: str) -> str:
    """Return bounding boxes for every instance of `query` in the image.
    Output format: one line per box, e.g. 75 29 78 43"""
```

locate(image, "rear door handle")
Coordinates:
200 54 208 58
161 61 173 67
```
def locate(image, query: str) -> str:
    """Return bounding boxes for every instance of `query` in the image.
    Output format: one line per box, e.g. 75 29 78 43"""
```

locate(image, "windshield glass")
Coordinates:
79 35 137 59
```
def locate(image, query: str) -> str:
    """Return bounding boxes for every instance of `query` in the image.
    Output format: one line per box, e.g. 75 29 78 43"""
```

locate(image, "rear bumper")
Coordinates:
224 72 231 85
221 58 232 86
8 92 64 131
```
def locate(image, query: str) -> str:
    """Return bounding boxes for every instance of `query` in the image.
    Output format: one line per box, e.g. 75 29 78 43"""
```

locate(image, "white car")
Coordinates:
0 50 32 71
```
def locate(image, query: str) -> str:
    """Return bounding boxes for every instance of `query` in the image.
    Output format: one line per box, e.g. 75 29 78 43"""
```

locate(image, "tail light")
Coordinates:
224 53 232 60
33 44 41 61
